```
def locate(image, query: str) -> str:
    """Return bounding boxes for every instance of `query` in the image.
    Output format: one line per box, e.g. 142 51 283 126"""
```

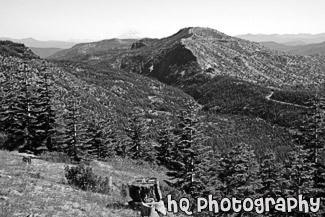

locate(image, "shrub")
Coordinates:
65 164 97 191
64 164 111 194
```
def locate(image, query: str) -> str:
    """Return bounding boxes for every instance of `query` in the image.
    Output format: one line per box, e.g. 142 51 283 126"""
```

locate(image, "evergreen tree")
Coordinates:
34 67 56 152
297 96 325 165
85 118 104 160
51 108 67 152
258 151 287 216
124 113 153 161
166 111 207 199
102 123 118 159
259 151 284 198
0 64 56 154
62 98 85 162
0 69 20 149
114 137 128 158
86 117 116 160
197 145 220 197
287 147 315 196
156 123 175 167
292 94 325 214
215 143 261 212
8 63 40 154
283 143 316 216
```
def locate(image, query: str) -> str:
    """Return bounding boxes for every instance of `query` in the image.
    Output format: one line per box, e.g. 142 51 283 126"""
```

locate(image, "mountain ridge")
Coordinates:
119 27 325 89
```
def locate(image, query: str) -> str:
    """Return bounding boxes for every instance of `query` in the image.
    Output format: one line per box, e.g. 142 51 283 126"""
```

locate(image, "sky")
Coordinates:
0 0 324 41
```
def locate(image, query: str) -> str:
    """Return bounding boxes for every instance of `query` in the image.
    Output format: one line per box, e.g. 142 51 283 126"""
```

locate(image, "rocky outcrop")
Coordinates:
120 27 325 88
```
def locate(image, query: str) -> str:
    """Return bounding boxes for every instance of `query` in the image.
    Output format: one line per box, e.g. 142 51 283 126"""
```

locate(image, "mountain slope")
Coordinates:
120 27 325 89
0 40 199 143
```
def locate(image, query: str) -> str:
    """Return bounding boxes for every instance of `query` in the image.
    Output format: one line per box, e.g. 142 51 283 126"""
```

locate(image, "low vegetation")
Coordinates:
0 150 136 216
0 150 187 216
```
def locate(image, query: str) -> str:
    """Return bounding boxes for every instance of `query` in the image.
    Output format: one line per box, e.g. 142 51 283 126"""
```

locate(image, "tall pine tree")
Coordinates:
156 123 175 167
259 151 284 198
62 97 86 162
34 67 56 152
215 143 261 202
124 112 154 161
0 67 20 149
0 63 56 154
292 94 325 215
86 117 117 160
166 111 207 199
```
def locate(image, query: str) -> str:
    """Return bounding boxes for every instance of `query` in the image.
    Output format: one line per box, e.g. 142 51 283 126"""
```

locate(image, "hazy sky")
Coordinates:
0 0 324 41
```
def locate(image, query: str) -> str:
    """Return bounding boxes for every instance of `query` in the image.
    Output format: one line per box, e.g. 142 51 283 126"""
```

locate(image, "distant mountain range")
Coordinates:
236 33 325 44
236 33 325 56
259 41 325 56
0 37 95 58
0 37 77 49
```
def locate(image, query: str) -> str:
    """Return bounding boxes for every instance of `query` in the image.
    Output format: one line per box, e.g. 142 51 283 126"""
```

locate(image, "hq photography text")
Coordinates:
167 195 321 215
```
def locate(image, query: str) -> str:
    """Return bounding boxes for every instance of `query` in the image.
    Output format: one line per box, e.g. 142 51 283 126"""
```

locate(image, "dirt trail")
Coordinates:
265 91 309 108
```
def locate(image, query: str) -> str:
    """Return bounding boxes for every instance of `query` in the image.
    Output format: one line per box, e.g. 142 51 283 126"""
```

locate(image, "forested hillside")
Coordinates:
0 40 199 157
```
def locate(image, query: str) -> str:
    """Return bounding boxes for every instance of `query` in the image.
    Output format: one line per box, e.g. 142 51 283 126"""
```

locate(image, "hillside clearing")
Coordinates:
0 150 176 217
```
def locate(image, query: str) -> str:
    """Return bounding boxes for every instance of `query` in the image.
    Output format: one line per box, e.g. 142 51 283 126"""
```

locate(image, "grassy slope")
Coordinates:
0 150 183 217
